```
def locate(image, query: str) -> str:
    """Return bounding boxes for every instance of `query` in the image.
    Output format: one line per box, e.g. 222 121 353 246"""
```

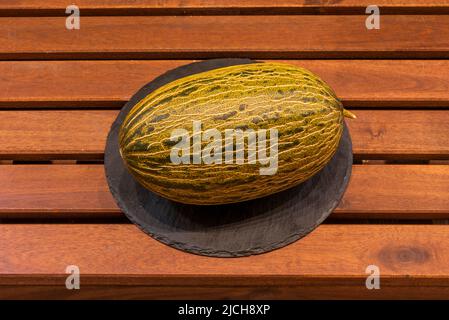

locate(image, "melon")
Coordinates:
119 62 355 205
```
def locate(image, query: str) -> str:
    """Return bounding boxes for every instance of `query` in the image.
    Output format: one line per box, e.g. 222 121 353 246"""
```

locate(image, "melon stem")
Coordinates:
343 109 357 119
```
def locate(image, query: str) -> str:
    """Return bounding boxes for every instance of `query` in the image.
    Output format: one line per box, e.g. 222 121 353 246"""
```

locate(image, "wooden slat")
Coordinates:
0 165 117 218
0 164 448 219
0 110 116 160
0 110 448 160
347 110 449 160
1 16 449 59
1 224 449 299
2 60 449 107
336 165 449 219
1 0 449 15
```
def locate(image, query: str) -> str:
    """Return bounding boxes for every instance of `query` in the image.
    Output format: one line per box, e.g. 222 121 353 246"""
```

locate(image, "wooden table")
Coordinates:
1 0 449 299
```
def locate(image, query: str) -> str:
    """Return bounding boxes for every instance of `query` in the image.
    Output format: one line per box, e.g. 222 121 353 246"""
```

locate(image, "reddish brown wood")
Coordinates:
2 60 449 107
348 110 449 160
0 165 118 218
0 4 447 300
1 0 449 15
0 60 188 107
335 165 449 219
1 110 448 160
0 164 448 219
0 110 116 160
1 224 449 298
1 16 449 59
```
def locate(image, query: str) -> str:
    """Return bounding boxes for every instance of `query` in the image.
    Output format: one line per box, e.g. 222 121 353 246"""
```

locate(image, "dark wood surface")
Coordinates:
0 1 449 299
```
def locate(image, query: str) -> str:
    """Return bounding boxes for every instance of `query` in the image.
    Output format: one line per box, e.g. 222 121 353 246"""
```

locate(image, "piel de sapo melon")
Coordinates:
119 62 356 205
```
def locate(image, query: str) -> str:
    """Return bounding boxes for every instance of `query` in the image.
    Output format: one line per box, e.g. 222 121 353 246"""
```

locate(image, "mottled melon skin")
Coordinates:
119 62 347 205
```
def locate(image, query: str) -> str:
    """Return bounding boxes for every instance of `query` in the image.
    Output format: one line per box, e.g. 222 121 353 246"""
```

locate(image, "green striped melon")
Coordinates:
119 62 355 205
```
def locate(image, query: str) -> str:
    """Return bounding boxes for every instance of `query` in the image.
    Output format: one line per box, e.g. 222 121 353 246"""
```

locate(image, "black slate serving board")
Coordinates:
105 59 353 257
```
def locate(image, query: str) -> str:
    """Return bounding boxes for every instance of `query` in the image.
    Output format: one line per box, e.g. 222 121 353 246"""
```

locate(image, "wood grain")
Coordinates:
348 110 449 160
0 165 118 218
1 16 449 59
1 0 449 15
0 164 448 219
0 110 116 160
0 110 448 160
0 1 447 300
336 165 449 219
1 224 449 298
2 60 449 107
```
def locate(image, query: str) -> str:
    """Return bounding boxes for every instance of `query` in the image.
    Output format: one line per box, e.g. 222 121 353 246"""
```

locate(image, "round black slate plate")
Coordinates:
105 58 353 257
